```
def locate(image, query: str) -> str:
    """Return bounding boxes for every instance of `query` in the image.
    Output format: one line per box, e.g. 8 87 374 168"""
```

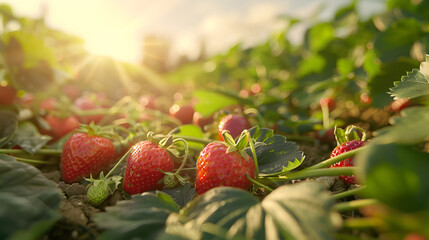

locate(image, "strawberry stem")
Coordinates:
246 130 259 178
13 156 57 165
334 199 379 212
171 138 189 176
104 146 134 179
246 173 273 192
266 167 356 181
341 218 384 230
333 186 367 200
305 146 365 170
0 148 62 155
321 103 330 129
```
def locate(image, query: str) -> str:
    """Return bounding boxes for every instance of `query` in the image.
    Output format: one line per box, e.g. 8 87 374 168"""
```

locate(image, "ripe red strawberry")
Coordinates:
74 95 105 124
319 97 335 111
169 104 195 124
388 98 411 112
0 85 17 105
198 129 255 193
195 141 256 195
193 112 213 129
122 140 174 194
42 115 79 141
61 132 117 183
329 125 366 184
360 92 372 105
218 114 251 141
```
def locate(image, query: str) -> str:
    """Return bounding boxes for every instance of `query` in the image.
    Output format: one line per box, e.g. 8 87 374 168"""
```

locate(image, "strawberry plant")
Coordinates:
0 1 428 239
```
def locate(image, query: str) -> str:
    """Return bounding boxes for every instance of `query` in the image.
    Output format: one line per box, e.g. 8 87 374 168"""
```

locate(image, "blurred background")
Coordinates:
1 0 385 68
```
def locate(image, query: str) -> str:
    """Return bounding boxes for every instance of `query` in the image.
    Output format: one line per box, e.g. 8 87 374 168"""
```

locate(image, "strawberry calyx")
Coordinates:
221 129 260 180
334 125 367 146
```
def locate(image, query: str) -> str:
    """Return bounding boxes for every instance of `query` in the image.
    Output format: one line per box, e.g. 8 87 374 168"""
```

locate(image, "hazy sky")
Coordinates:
1 0 385 64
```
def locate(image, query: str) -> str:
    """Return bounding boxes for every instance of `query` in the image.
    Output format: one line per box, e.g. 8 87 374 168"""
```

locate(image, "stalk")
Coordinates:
342 218 384 229
104 147 133 179
246 174 273 192
13 156 57 165
334 199 379 212
267 167 356 181
333 186 367 200
305 147 365 170
0 149 63 155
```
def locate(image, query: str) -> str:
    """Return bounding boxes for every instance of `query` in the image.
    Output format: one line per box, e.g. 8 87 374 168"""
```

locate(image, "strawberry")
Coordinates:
388 98 411 112
61 131 117 183
122 140 175 194
139 94 157 110
360 92 372 105
0 84 17 105
74 94 105 124
218 114 251 141
42 115 79 141
319 97 335 111
169 104 195 124
329 125 366 184
193 112 213 129
87 180 110 206
195 132 256 195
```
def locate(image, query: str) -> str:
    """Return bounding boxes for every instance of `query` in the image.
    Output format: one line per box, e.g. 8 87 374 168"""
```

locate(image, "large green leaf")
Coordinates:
389 55 429 100
368 58 419 108
356 143 429 213
173 125 205 150
8 122 52 154
194 90 240 117
372 107 429 144
94 192 180 240
0 154 62 240
373 18 423 62
308 23 335 52
167 182 339 240
0 110 17 148
245 127 305 175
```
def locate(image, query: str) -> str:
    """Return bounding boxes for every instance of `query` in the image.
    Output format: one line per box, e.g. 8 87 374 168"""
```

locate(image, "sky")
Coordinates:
1 0 386 64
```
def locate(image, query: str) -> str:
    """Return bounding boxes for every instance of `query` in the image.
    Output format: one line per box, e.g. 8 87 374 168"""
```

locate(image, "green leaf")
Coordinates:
194 90 240 117
336 58 354 78
373 18 423 62
247 127 273 143
389 56 429 100
308 23 335 52
367 58 419 108
356 143 429 213
94 192 180 240
0 154 62 240
372 106 429 144
0 110 17 148
167 182 339 240
8 122 52 154
245 129 304 175
161 183 196 208
2 31 57 69
173 125 205 150
297 54 327 77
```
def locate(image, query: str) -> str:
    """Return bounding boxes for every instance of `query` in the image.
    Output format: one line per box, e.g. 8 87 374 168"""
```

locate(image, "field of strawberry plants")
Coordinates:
1 1 429 239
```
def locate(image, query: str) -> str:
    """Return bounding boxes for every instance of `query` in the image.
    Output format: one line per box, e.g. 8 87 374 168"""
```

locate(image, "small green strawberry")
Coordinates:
86 172 122 206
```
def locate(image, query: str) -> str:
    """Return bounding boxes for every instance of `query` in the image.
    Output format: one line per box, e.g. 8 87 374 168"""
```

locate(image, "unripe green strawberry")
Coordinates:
195 141 256 195
87 180 110 206
123 140 175 195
